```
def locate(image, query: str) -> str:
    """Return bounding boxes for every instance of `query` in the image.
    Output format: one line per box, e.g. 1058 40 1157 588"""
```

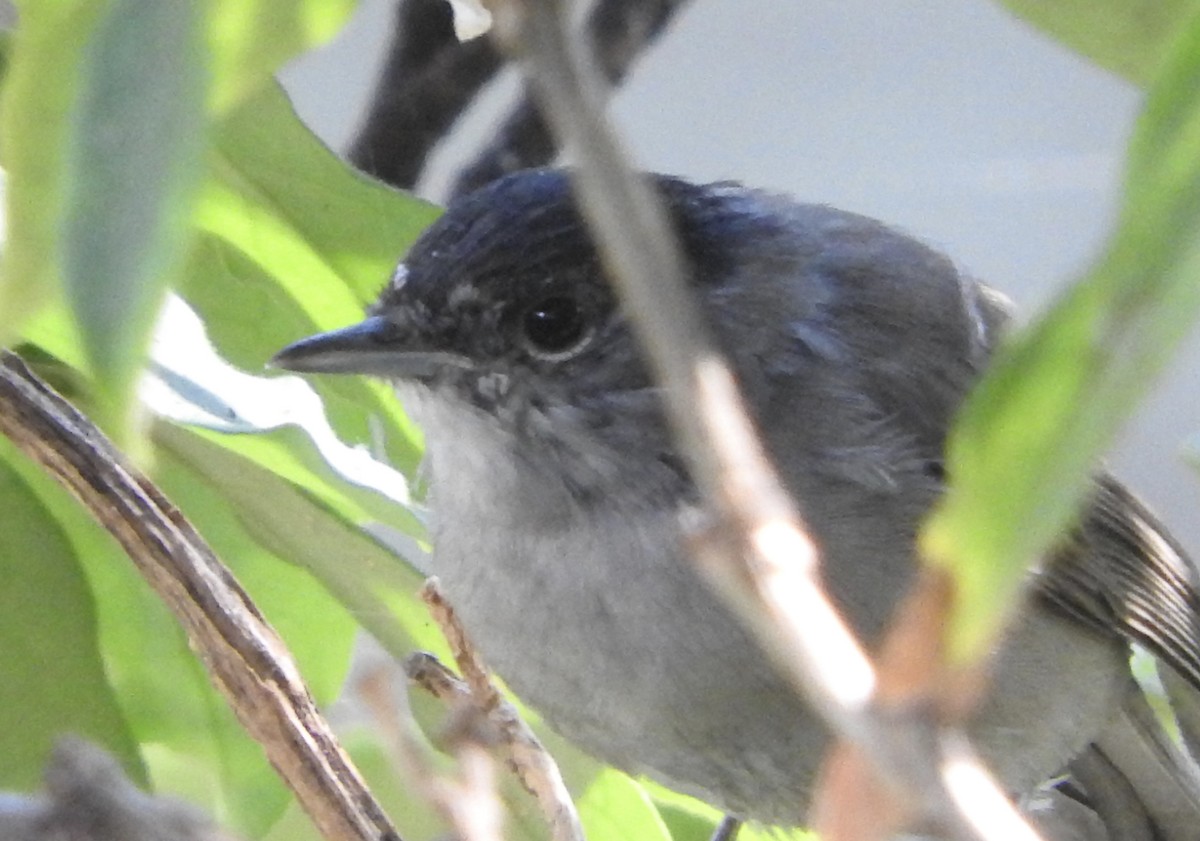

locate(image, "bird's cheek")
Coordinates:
472 371 512 404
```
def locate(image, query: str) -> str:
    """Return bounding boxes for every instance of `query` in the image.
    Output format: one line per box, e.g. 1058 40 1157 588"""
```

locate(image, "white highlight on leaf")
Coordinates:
143 295 413 507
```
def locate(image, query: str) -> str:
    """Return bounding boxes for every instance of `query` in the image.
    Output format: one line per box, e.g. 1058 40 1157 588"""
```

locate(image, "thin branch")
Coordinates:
389 0 466 77
0 351 399 841
348 0 503 189
347 0 689 195
358 663 504 841
452 97 552 198
407 579 585 841
452 0 690 197
483 2 1043 839
419 579 505 710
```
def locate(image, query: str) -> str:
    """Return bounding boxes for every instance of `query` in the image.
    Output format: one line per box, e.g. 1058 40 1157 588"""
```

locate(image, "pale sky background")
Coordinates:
280 0 1200 551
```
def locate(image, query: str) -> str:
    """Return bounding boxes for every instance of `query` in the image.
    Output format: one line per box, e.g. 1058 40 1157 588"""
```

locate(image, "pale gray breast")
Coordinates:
400 338 1129 826
407 384 830 821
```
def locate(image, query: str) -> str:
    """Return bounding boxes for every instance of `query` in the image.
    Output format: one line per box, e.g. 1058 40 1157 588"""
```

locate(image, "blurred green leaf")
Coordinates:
210 83 440 302
0 444 142 791
738 822 815 841
58 0 206 436
6 450 228 796
577 770 672 841
153 421 430 660
998 0 1200 85
924 8 1200 661
0 363 379 835
1 0 439 835
638 778 816 841
186 420 420 534
637 780 724 841
181 231 419 473
206 0 358 115
0 1 106 338
1 0 367 437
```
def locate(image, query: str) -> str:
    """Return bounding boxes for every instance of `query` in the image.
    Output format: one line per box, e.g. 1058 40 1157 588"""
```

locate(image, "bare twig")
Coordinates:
451 0 690 197
411 579 585 841
483 2 1043 839
0 351 399 841
419 579 501 709
348 0 502 189
348 0 688 195
358 663 504 841
452 96 552 198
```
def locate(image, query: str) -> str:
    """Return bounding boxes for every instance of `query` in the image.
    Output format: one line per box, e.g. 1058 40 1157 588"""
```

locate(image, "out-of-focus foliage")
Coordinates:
0 0 435 836
1000 0 1200 85
925 8 1200 659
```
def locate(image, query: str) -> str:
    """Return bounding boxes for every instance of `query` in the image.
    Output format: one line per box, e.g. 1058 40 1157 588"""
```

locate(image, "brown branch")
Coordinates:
408 579 584 841
0 350 399 841
482 2 1043 839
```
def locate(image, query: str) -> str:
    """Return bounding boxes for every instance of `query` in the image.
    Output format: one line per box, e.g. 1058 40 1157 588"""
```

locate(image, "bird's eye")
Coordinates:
520 294 593 359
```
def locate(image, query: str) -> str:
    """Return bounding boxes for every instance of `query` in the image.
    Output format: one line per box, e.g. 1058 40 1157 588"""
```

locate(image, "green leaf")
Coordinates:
577 770 672 841
638 779 816 841
91 566 285 839
923 8 1200 661
205 0 358 115
997 0 1200 85
187 420 420 535
4 66 436 830
153 421 431 661
183 82 436 472
3 0 368 437
738 823 815 841
0 363 373 835
635 781 722 841
210 83 440 302
0 1 107 338
57 0 206 434
0 444 142 791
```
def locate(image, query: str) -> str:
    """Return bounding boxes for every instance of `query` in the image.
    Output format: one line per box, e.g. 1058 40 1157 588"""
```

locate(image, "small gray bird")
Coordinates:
273 169 1200 838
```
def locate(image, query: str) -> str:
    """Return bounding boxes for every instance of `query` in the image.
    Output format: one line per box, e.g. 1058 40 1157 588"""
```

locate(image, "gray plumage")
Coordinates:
273 168 1200 837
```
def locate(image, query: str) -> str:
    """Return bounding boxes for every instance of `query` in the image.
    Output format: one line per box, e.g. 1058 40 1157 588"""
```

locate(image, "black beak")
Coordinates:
270 316 470 380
